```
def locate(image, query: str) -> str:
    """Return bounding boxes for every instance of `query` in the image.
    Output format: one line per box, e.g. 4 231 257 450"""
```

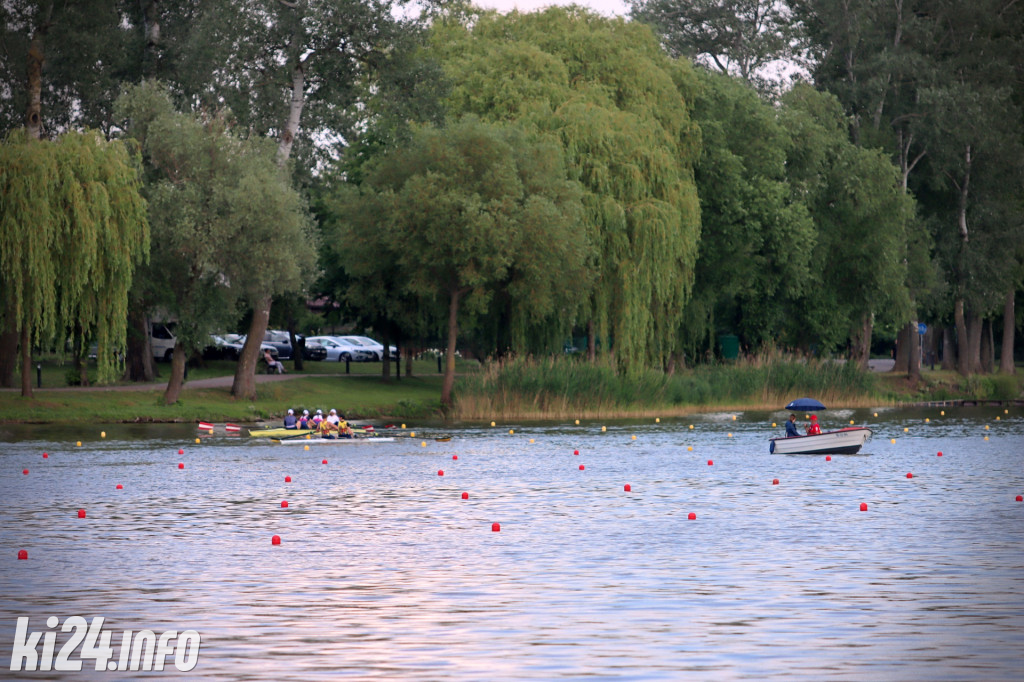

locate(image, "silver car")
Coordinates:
305 336 375 362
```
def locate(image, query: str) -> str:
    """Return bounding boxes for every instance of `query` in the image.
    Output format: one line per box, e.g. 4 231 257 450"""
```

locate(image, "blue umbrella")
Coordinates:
785 397 827 411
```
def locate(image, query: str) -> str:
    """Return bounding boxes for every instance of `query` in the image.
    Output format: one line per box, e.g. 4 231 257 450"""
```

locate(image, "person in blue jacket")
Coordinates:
785 413 801 437
283 408 297 429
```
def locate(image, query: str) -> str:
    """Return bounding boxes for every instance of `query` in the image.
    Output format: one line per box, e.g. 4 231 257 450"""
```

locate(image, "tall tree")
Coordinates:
431 7 703 373
330 117 587 407
0 129 149 396
631 0 802 92
115 82 314 403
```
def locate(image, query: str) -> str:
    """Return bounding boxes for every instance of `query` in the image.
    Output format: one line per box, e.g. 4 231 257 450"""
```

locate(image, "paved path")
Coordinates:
3 372 313 392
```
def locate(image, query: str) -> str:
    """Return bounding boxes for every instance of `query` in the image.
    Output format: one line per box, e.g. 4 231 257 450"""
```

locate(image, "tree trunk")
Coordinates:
123 309 155 382
232 296 272 400
441 288 464 408
26 14 51 140
954 298 970 376
851 313 872 369
966 311 983 374
405 344 413 377
381 329 391 381
941 326 956 370
924 325 938 370
892 324 910 373
394 339 401 381
587 320 596 362
164 342 186 405
288 325 304 372
277 58 305 165
1000 289 1015 373
0 296 18 386
907 321 921 381
20 325 33 398
980 320 994 374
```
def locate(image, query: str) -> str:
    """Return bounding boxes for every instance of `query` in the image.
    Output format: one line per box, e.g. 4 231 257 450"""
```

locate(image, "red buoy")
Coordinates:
491 522 500 532
860 502 868 511
17 549 27 560
707 460 713 466
77 509 86 518
271 535 281 545
322 459 328 464
285 476 291 482
116 484 123 489
462 492 469 500
281 501 288 508
772 479 779 485
906 472 913 479
178 449 184 455
42 453 48 459
22 469 28 475
1016 495 1022 502
624 484 631 492
438 470 444 476
178 462 184 469
825 456 832 461
687 512 696 520
937 451 943 457
573 449 579 455
579 464 585 470
453 455 458 460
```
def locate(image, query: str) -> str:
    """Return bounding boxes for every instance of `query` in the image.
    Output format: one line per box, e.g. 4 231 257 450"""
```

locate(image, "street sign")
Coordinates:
918 322 927 335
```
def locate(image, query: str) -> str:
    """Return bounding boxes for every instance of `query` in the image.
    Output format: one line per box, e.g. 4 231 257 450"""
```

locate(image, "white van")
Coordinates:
151 322 177 361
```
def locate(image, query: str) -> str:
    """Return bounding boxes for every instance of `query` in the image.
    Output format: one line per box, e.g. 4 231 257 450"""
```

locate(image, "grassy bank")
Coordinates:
0 375 444 425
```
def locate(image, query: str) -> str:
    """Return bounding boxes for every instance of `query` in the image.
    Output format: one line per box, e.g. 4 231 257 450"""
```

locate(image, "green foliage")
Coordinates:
431 7 702 372
0 129 149 384
454 354 878 418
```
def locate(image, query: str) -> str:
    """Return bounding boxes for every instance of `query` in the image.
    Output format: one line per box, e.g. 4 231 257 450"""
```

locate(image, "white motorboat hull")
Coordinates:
769 427 873 455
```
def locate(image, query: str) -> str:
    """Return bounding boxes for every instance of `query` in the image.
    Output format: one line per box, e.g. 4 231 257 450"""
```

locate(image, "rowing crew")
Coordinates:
283 407 354 438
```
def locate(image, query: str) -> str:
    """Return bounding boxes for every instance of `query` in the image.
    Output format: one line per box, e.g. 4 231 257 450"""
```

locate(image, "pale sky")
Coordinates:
472 0 631 18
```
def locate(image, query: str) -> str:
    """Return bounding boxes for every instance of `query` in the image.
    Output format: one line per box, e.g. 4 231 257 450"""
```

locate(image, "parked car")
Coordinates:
214 334 279 361
305 336 375 362
151 322 177 361
301 338 327 362
338 335 397 361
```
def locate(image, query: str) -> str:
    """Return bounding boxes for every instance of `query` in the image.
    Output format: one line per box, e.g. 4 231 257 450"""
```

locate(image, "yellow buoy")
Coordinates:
687 446 693 451
306 434 311 439
925 418 930 423
732 415 737 421
76 441 82 447
655 417 660 423
601 426 607 432
689 425 694 430
1004 409 1009 414
904 427 909 433
996 416 1000 421
421 441 426 447
984 436 989 441
631 435 637 440
207 429 213 435
509 429 514 435
410 432 416 437
727 433 732 438
940 410 945 416
101 431 106 438
874 412 878 417
574 419 579 425
850 420 855 425
985 425 989 430
772 422 777 427
891 438 896 444
402 423 407 429
304 445 309 451
195 438 200 444
491 421 496 427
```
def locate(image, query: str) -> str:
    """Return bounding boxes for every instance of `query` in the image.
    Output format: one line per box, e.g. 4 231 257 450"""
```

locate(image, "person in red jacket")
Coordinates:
807 414 822 436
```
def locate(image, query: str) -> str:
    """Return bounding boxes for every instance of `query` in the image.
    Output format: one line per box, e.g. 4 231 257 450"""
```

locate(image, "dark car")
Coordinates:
301 338 327 361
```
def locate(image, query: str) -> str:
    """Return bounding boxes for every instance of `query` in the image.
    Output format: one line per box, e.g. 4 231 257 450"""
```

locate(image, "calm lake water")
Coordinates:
1 407 1022 680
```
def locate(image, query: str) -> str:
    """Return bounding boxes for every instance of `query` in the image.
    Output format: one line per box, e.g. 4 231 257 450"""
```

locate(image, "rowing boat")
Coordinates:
250 427 374 438
272 436 395 445
769 427 873 455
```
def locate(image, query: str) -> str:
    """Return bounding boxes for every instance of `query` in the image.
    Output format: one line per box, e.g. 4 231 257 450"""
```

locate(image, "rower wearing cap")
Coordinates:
283 408 297 430
807 414 822 436
297 409 311 429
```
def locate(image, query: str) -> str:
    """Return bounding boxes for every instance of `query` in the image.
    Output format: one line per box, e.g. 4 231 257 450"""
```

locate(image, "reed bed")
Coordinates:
451 355 885 420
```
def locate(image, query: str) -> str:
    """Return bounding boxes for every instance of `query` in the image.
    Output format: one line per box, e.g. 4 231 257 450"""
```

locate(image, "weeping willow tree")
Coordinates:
430 6 702 372
0 129 149 396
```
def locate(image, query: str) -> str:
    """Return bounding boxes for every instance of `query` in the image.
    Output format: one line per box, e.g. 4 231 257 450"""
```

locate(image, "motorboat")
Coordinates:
769 427 873 454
